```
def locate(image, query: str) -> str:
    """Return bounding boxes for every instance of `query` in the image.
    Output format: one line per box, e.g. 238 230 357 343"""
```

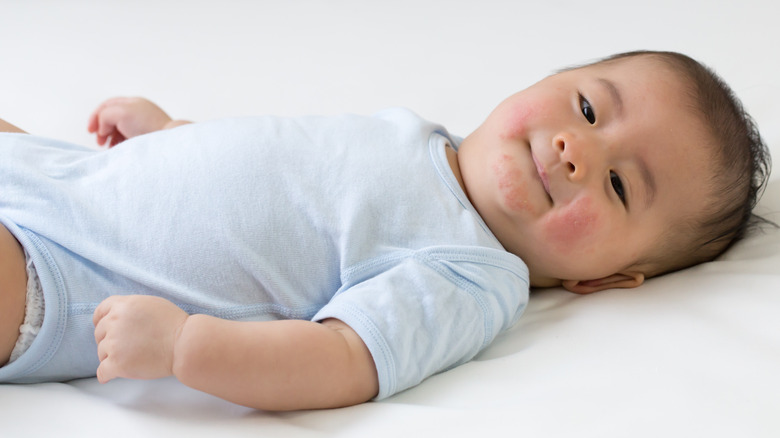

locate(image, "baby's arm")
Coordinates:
87 97 190 147
93 295 379 410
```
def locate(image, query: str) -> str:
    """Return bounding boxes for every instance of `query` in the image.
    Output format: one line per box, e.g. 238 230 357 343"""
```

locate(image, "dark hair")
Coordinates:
590 51 772 276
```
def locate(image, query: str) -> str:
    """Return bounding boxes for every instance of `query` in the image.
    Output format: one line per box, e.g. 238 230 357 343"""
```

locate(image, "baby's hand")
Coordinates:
93 295 188 383
87 97 173 147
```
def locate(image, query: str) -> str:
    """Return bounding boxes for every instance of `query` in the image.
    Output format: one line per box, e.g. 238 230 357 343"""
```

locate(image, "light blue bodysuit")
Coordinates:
0 109 529 399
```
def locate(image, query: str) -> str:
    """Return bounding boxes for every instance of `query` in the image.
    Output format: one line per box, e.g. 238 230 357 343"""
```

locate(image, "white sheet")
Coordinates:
1 1 779 436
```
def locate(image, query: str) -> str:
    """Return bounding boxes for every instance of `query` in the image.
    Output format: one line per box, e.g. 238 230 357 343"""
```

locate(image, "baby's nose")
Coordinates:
553 133 589 182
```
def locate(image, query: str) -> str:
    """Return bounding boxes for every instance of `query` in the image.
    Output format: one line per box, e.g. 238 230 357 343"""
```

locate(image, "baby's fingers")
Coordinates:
87 98 129 147
96 357 118 384
94 297 116 383
86 103 103 134
95 109 122 145
87 97 120 133
92 295 116 327
94 323 131 383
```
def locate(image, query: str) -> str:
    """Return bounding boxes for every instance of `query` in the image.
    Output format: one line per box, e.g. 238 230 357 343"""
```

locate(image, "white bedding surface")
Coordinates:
1 1 779 436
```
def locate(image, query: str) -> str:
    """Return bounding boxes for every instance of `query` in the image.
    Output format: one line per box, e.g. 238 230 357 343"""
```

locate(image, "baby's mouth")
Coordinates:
532 152 551 200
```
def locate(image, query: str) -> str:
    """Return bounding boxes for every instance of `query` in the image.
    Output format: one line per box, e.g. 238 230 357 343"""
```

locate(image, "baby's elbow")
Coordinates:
320 318 380 406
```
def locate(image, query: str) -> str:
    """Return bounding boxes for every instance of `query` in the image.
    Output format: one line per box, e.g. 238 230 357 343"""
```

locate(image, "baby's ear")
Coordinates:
561 272 645 294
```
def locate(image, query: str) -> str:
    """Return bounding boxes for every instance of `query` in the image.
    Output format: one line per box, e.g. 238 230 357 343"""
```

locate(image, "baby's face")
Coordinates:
456 56 714 293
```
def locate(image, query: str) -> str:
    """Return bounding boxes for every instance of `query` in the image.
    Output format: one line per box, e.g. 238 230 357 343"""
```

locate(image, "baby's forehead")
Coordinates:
576 55 681 83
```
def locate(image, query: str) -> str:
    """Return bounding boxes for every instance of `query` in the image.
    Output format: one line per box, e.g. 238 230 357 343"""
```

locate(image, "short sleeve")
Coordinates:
312 248 529 399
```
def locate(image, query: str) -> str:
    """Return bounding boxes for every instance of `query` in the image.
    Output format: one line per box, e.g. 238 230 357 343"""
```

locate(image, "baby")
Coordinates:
0 50 770 411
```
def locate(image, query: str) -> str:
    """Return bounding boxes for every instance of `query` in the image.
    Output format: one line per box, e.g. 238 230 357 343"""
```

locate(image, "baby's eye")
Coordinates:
610 171 626 204
579 94 596 124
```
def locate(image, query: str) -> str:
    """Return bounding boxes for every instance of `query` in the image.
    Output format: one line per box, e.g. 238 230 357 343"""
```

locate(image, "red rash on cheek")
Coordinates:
542 197 599 254
500 102 535 140
493 154 532 213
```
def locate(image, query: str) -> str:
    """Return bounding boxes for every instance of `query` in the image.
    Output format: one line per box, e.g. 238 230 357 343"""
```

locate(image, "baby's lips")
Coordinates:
532 152 551 197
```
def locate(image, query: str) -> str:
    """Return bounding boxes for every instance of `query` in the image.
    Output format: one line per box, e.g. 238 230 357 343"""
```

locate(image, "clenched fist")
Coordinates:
93 295 189 383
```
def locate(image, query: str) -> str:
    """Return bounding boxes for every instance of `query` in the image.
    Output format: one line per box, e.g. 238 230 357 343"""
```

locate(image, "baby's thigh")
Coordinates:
0 118 26 133
0 223 28 365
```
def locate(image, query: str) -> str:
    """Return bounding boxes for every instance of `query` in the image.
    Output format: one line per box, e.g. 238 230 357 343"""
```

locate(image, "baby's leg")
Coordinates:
0 117 31 363
0 223 28 365
0 118 27 134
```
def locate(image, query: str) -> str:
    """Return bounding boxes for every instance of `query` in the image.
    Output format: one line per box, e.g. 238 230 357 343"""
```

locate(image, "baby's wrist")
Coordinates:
170 313 190 378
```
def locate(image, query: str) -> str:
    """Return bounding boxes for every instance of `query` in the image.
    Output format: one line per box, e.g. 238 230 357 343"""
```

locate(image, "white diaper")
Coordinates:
8 249 45 363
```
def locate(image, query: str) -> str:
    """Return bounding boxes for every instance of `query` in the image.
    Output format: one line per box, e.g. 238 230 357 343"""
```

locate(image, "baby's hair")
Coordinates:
577 50 772 276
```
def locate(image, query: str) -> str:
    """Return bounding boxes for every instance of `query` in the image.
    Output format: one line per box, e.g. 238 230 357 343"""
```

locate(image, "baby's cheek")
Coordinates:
499 102 536 140
542 197 600 255
493 154 532 214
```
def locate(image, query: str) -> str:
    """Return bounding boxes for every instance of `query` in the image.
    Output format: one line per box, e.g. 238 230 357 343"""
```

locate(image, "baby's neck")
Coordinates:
446 145 468 196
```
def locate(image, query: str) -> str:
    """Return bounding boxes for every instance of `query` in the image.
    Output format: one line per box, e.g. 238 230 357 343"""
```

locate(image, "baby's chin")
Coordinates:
527 272 562 288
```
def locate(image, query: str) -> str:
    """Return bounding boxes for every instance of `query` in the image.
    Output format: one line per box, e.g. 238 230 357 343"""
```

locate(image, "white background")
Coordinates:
1 0 779 164
1 1 779 437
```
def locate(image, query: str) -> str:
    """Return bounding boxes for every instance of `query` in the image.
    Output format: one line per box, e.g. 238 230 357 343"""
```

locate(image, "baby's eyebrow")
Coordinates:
597 77 624 117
